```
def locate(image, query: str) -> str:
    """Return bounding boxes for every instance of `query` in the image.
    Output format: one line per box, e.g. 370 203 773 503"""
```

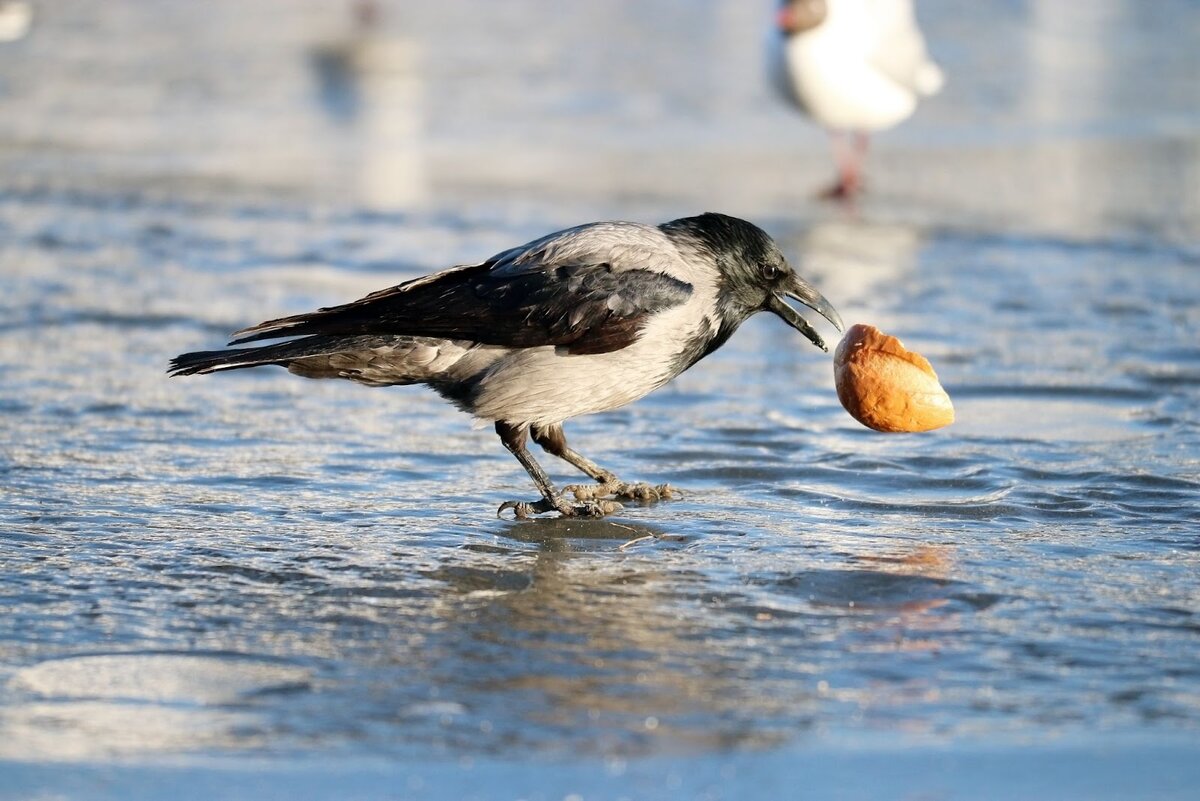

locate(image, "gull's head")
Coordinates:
777 0 828 36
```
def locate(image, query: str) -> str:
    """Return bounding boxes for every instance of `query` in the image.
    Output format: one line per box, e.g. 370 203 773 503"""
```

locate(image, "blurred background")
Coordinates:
0 0 1196 236
1 2 1199 800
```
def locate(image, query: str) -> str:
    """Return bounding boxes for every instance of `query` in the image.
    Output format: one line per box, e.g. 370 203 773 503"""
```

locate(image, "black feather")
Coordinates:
229 261 692 356
168 335 383 376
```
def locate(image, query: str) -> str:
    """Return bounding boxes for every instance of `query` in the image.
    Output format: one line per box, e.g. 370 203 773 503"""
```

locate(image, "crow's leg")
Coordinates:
495 422 621 520
530 423 674 503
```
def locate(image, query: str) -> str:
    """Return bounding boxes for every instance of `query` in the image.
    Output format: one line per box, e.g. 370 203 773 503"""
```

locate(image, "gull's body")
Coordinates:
170 213 842 519
770 0 943 197
0 1 32 43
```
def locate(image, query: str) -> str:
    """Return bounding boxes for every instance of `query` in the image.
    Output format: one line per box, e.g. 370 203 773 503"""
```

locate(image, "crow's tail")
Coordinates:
168 336 349 377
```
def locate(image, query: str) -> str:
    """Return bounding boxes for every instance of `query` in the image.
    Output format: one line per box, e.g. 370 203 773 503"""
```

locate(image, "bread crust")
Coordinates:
834 324 954 433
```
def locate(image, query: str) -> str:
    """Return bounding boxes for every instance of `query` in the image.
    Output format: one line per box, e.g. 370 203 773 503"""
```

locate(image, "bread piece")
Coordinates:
834 324 954 433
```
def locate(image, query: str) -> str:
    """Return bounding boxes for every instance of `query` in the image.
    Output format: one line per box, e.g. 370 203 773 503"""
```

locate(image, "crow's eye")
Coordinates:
761 262 780 280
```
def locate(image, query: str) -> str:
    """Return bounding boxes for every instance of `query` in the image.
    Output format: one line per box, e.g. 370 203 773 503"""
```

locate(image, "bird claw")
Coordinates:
497 497 622 520
573 499 623 518
622 482 675 501
496 499 545 520
566 481 676 503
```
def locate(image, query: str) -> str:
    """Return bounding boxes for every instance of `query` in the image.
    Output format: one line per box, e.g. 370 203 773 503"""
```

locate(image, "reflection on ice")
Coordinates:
783 218 923 312
0 702 263 761
11 653 312 704
423 540 808 753
498 516 678 550
3 654 312 760
951 395 1146 443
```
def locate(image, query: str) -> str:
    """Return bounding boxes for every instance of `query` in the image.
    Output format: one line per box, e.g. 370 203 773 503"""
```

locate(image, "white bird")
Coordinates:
770 0 944 198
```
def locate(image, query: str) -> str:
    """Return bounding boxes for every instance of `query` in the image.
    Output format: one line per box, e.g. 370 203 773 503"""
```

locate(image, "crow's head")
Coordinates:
663 212 843 351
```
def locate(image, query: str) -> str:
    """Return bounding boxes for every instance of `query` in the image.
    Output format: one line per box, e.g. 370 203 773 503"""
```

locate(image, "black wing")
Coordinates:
230 258 693 357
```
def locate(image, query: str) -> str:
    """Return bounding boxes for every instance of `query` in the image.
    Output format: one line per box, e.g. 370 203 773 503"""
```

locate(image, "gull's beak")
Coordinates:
766 272 844 352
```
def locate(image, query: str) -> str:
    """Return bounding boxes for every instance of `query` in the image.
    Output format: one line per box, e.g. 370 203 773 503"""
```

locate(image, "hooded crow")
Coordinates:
169 212 843 519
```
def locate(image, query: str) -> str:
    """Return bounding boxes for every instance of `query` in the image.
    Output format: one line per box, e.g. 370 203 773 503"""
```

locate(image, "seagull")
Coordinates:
169 213 843 519
770 0 944 198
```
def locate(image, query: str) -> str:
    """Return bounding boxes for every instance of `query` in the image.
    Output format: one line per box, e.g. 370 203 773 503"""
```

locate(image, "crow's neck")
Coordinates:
670 299 749 376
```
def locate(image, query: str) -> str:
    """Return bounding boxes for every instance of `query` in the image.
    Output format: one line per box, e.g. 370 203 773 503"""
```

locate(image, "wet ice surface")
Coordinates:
2 1 1200 799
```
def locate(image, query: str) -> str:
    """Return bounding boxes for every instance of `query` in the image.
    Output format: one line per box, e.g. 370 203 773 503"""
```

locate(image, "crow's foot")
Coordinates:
497 496 622 520
566 481 676 503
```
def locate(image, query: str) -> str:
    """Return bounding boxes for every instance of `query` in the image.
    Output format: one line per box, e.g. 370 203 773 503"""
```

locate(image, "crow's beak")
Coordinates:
766 273 844 352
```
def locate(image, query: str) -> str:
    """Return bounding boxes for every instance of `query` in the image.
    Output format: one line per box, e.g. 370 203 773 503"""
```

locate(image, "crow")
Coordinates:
169 213 843 519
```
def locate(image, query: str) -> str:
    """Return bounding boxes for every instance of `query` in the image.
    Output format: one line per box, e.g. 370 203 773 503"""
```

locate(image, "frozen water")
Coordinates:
1 1 1198 799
